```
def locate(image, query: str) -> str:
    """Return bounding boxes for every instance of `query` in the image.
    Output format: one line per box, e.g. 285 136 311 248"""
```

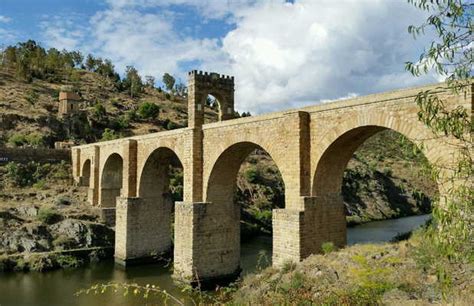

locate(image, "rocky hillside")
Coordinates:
0 161 114 272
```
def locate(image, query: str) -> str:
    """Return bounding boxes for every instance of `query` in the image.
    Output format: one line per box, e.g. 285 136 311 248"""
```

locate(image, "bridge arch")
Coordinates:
203 141 286 276
138 146 183 199
133 147 184 256
206 141 286 205
80 158 91 187
312 113 447 197
99 153 124 209
310 118 443 250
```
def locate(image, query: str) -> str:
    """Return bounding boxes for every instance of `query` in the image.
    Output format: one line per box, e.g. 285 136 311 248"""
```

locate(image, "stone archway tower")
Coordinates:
187 70 235 128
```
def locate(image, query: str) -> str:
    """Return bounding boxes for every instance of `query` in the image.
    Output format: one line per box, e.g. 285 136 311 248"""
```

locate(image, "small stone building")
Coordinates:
58 86 81 117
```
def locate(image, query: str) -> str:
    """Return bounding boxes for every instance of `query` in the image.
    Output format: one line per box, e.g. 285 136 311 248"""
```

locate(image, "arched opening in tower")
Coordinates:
203 93 222 124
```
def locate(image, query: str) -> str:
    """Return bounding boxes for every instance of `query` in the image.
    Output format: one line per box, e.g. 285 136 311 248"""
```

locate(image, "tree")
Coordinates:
406 0 472 258
85 54 97 71
145 75 155 88
123 66 143 98
70 51 83 67
162 73 175 91
174 81 187 96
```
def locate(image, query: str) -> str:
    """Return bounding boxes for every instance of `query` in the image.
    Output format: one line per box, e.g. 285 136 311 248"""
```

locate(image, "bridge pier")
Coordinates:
114 197 173 266
273 196 346 266
173 202 241 284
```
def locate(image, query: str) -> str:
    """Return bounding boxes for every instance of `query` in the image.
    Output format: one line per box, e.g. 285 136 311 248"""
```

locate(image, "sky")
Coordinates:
0 0 440 114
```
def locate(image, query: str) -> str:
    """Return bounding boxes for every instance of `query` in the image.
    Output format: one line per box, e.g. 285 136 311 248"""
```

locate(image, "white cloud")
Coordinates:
87 7 226 78
40 15 86 50
220 0 437 113
0 15 11 23
39 0 438 114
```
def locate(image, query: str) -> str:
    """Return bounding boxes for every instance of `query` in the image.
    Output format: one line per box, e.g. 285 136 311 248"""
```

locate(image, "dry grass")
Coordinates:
231 233 474 305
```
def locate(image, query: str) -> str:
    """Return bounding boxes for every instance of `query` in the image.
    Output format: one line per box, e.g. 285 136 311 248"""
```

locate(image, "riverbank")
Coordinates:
230 229 473 305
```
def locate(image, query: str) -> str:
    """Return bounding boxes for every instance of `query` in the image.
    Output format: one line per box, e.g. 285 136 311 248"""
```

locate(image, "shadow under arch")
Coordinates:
311 125 439 249
100 153 123 226
81 159 91 187
204 141 286 277
100 153 123 208
134 147 184 257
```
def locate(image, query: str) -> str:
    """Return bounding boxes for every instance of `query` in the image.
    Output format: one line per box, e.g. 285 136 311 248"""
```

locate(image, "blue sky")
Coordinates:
0 0 438 114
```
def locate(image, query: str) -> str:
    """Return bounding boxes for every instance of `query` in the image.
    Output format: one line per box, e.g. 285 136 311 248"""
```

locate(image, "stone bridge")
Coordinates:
71 71 472 283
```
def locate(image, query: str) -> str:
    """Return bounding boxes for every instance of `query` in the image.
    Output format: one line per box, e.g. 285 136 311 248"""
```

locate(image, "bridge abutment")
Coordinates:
115 197 173 265
273 196 346 266
173 201 241 284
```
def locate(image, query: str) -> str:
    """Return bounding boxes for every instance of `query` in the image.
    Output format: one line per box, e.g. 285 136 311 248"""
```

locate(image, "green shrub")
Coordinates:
52 235 77 250
8 133 44 147
29 254 57 272
137 102 160 119
8 133 27 147
56 255 83 269
100 128 120 141
0 255 15 272
13 258 28 272
253 209 272 223
165 93 171 100
32 179 47 189
26 133 45 147
37 207 62 224
93 102 107 121
5 162 51 187
382 167 393 177
321 242 336 254
244 167 259 183
289 272 305 290
281 260 297 273
50 161 71 180
111 115 130 130
126 109 138 121
25 90 39 105
110 98 121 108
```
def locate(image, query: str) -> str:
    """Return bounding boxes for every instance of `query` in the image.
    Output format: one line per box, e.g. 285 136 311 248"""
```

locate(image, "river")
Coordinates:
0 214 431 306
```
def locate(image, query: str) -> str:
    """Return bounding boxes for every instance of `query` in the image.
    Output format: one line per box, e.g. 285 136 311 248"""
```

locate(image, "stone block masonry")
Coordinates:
71 73 473 284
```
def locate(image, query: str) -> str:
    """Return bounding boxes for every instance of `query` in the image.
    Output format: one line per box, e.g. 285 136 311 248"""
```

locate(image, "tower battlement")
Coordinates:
187 70 235 126
188 70 234 87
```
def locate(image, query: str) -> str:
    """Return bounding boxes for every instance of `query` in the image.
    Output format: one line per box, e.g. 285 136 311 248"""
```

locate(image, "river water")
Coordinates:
0 214 431 306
